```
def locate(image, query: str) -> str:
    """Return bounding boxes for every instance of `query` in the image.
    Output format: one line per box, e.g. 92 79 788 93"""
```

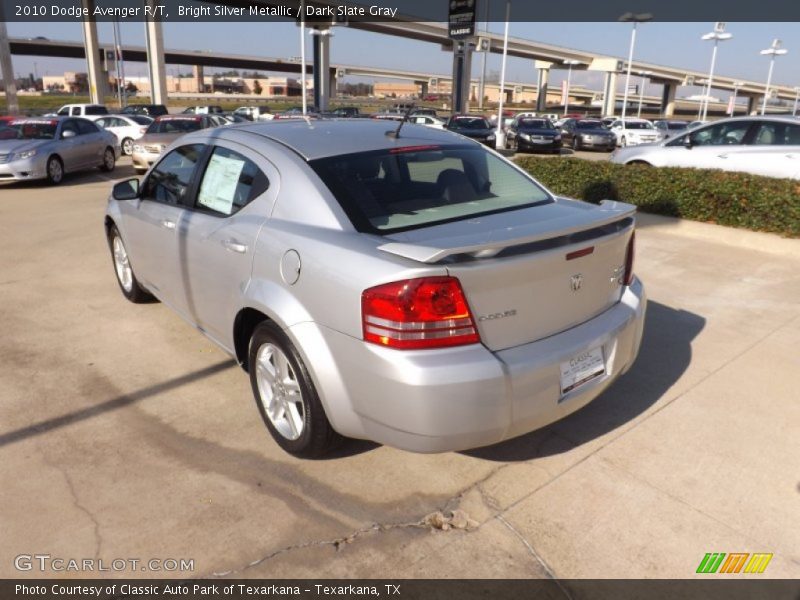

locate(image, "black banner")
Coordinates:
2 580 800 600
4 0 800 22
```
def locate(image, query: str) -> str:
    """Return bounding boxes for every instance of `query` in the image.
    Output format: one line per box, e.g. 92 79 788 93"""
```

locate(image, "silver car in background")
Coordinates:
0 116 117 185
611 116 800 179
132 115 217 173
105 121 646 457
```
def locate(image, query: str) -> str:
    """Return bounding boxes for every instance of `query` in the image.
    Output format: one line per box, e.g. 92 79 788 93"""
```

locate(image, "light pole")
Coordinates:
636 70 651 117
562 59 580 116
700 23 732 121
729 81 743 116
760 39 787 116
619 13 652 124
478 0 490 110
494 0 510 149
793 86 800 116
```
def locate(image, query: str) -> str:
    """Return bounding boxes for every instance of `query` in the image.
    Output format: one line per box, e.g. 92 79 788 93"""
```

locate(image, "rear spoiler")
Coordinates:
377 200 636 264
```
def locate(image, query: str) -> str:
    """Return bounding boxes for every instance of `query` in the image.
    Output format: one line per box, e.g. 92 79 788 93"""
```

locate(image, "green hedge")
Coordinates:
514 156 800 238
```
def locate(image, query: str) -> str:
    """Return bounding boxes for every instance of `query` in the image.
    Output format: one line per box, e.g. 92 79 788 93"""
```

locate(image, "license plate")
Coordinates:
560 346 605 396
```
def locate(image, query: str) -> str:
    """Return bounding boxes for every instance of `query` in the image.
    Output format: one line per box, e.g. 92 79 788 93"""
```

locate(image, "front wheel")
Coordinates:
100 147 116 172
620 136 627 148
108 225 154 303
572 137 580 151
46 156 64 185
121 137 134 156
249 321 340 458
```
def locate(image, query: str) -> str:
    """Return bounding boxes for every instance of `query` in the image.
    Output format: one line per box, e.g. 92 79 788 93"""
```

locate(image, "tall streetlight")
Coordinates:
636 70 651 117
619 13 652 124
760 39 787 116
562 59 581 116
700 23 733 121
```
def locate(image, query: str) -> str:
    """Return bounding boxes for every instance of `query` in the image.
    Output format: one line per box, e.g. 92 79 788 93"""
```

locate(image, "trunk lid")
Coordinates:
378 198 635 351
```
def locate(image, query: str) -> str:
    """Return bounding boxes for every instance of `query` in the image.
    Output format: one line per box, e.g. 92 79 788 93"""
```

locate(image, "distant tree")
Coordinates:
253 80 263 95
125 81 138 93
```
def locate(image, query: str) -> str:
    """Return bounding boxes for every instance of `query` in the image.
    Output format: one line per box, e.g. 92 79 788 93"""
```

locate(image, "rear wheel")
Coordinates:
249 321 340 458
620 136 627 147
46 155 64 185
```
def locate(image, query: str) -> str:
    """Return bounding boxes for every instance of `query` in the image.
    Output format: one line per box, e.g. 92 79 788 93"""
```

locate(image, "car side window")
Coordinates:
141 144 206 206
57 107 69 116
195 147 269 217
690 121 751 146
751 122 800 146
76 119 99 135
71 107 80 116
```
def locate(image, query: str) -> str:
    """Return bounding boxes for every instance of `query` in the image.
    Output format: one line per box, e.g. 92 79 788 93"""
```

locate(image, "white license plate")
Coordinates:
560 346 605 396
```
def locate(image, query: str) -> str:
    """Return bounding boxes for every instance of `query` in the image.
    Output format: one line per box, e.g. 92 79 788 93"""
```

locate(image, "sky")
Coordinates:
6 20 800 98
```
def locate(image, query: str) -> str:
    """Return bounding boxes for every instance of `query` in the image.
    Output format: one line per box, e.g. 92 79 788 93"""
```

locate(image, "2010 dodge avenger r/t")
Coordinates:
105 120 646 457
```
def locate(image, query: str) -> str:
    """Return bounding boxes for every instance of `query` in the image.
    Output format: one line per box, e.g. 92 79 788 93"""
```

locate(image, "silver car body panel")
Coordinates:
106 120 646 452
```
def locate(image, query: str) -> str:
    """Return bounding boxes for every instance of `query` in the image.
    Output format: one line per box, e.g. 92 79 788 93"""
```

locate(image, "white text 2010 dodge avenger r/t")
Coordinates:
105 120 646 457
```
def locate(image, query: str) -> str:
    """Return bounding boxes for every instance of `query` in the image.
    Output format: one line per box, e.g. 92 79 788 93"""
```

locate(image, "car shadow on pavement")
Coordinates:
462 300 706 462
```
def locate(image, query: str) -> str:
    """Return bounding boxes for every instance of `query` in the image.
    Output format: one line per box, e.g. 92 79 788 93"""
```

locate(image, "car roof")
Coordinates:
202 119 470 160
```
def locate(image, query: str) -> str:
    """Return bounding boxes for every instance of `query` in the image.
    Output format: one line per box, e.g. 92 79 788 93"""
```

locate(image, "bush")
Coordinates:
514 156 800 238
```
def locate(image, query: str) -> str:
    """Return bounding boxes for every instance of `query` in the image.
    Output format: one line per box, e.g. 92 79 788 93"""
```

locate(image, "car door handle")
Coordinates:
717 154 729 159
221 239 248 254
160 219 176 230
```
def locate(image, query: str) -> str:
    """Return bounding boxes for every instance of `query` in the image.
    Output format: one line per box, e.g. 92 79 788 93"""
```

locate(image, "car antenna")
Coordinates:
386 104 415 139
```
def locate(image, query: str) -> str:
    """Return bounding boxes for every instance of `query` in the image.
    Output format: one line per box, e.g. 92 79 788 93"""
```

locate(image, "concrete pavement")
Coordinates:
0 160 798 582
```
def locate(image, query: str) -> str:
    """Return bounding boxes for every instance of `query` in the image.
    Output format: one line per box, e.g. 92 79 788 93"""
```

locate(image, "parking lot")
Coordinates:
1 157 799 580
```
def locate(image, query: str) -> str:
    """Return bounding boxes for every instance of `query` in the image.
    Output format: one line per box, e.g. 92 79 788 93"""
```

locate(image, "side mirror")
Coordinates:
683 136 693 149
61 130 76 139
112 178 140 201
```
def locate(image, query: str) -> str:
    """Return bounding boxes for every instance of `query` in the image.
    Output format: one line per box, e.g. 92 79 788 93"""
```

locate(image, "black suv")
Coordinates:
121 104 169 117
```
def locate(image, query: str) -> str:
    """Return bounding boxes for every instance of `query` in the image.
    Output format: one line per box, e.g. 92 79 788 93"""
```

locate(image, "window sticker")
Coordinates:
198 152 246 215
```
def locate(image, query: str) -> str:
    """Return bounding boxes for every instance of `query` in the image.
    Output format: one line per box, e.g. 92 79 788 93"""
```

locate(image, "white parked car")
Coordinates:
93 114 153 156
409 115 446 129
610 116 800 179
608 118 662 147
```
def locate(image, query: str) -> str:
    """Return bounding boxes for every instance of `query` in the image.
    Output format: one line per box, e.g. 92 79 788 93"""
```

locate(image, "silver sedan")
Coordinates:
0 117 118 184
105 121 646 457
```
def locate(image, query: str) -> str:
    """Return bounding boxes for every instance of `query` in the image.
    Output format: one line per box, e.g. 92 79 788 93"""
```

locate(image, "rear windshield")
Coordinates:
85 106 108 115
666 122 688 130
147 118 203 134
310 145 553 234
130 115 153 125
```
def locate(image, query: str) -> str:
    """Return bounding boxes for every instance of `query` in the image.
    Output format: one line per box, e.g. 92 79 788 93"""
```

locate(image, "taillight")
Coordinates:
362 276 480 350
623 231 636 286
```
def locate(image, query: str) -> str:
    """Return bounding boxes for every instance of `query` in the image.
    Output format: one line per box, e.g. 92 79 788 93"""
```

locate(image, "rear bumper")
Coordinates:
294 277 647 453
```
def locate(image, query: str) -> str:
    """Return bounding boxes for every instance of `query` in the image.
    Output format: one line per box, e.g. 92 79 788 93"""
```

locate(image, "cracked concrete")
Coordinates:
2 162 799 580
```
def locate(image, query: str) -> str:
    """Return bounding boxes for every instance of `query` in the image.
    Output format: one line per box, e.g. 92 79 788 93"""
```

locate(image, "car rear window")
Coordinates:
130 115 153 125
147 118 203 134
85 106 108 115
310 145 553 234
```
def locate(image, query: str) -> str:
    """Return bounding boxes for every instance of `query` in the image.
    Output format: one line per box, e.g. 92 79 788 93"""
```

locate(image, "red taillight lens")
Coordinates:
623 231 636 286
362 276 480 350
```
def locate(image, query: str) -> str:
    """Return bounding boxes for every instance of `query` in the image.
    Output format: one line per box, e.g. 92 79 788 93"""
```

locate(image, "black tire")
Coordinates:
121 137 134 156
45 155 64 185
248 321 340 458
107 224 155 303
572 137 580 151
100 147 116 172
